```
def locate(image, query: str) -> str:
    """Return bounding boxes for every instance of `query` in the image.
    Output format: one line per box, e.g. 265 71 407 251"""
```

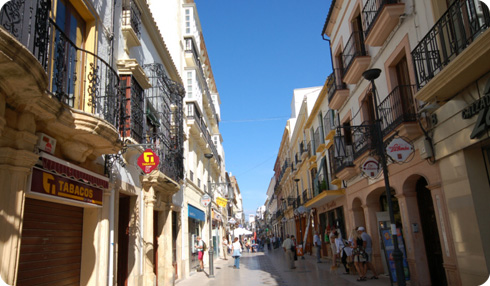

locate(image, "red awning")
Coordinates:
40 152 109 189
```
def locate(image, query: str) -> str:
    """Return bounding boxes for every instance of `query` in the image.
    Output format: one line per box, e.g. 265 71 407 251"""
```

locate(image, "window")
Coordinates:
185 9 191 34
51 0 86 107
187 71 193 98
120 75 144 143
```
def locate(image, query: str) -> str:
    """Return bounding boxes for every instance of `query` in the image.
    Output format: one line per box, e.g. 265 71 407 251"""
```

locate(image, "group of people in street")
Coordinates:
279 226 379 282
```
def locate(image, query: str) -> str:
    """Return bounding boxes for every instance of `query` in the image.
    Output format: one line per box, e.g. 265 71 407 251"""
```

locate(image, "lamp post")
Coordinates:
362 69 406 285
204 153 214 278
294 178 305 259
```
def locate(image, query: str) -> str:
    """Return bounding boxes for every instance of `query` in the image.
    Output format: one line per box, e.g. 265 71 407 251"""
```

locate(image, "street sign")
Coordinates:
386 138 413 163
361 156 380 178
137 149 160 174
201 194 211 207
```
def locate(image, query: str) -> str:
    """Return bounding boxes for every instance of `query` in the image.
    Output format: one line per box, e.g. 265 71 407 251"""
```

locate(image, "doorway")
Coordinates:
416 177 447 285
117 196 130 286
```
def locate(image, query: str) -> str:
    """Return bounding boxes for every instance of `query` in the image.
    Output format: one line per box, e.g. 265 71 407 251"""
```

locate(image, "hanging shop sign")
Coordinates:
137 149 160 174
37 133 56 154
30 167 103 207
216 197 228 208
361 156 380 178
386 138 413 163
201 194 211 207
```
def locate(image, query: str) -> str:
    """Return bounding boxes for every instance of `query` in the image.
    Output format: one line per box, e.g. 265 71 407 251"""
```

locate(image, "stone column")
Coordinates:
428 184 461 285
157 201 174 286
143 187 156 286
396 193 430 285
0 109 39 284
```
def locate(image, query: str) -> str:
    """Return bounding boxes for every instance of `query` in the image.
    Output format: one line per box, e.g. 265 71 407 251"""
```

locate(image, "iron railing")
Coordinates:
333 134 354 173
123 0 142 37
352 123 376 160
186 102 220 164
343 31 367 78
121 76 144 143
378 85 417 136
326 68 347 103
411 0 490 89
0 0 122 127
144 63 185 182
323 109 337 136
314 126 324 150
363 0 400 38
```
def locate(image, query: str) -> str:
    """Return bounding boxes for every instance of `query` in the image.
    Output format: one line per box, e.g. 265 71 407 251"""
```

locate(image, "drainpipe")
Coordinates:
108 186 115 286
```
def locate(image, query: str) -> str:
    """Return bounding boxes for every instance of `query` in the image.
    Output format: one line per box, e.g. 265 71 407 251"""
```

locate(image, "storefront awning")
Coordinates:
188 204 205 222
40 152 109 189
304 189 345 209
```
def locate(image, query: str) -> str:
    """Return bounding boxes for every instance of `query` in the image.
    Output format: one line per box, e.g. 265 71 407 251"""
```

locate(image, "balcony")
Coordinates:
327 69 349 110
0 1 123 160
412 0 490 103
144 63 185 182
186 102 220 164
323 110 337 146
122 0 142 51
184 37 201 69
379 85 421 140
314 126 326 153
352 123 377 163
363 0 405 47
307 140 317 164
343 31 371 84
333 135 356 180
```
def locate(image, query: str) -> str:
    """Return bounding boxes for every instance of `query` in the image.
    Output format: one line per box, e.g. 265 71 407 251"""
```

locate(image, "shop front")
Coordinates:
19 152 108 285
188 204 205 271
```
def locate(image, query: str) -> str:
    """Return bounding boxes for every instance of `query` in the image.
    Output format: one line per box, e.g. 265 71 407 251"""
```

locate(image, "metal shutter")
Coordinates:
17 198 83 286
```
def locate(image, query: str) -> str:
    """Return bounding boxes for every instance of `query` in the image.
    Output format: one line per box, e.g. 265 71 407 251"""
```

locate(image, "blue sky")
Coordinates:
195 0 333 217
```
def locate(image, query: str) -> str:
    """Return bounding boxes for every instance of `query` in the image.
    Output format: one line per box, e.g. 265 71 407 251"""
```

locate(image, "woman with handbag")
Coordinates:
231 237 242 269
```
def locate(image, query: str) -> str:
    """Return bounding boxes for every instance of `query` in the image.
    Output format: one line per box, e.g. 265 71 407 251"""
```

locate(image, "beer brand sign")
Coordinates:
30 168 103 206
386 138 413 163
361 157 380 178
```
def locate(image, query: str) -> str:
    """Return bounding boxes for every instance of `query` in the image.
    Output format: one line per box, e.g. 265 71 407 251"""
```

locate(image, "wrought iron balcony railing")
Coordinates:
143 63 185 182
0 0 122 127
186 102 220 164
363 0 400 38
314 126 324 150
327 68 347 102
411 0 490 89
123 0 142 38
379 85 417 136
343 30 368 77
323 109 337 136
333 135 354 173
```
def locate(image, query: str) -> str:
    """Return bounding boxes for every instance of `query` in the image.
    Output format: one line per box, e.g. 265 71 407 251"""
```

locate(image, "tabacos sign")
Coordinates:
137 149 160 174
30 168 103 206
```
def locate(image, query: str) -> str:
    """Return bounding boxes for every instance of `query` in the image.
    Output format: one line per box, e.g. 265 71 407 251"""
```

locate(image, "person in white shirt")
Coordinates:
231 237 242 269
282 235 296 269
313 231 322 263
335 233 352 274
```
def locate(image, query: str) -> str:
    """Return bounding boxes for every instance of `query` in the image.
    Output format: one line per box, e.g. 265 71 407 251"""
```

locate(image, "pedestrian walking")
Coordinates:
335 232 352 274
358 226 379 279
195 236 204 271
352 228 367 281
313 231 322 263
329 228 338 266
282 234 296 269
231 237 242 269
222 236 229 260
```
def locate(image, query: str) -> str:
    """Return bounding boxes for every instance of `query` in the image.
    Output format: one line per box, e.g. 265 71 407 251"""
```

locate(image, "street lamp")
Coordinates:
362 69 406 285
204 153 214 278
294 178 305 259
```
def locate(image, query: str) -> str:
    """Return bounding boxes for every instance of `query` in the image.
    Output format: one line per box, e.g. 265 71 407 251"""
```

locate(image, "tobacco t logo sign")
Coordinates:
137 149 160 174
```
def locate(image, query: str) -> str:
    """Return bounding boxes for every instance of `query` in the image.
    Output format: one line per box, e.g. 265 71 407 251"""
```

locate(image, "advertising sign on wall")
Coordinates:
30 167 103 206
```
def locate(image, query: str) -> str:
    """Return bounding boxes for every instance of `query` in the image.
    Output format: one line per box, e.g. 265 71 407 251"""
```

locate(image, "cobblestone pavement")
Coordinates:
176 247 392 286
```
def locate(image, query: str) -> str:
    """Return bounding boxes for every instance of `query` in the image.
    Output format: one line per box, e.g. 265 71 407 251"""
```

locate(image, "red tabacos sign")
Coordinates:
30 167 103 206
137 149 160 174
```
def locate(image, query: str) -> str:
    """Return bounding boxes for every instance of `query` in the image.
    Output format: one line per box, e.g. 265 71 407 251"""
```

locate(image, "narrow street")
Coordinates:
176 247 391 286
